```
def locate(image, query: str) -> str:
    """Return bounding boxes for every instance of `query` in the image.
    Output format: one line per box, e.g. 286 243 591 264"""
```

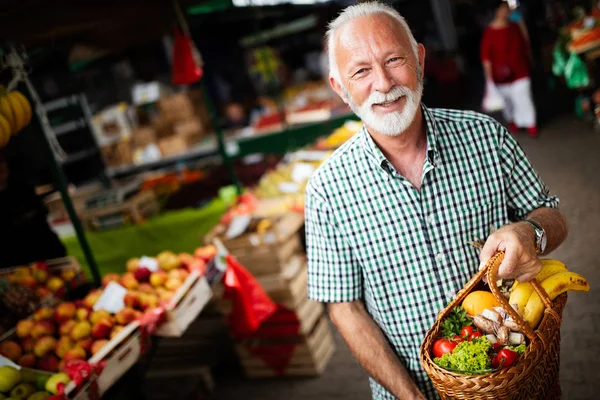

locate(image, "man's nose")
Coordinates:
372 65 394 93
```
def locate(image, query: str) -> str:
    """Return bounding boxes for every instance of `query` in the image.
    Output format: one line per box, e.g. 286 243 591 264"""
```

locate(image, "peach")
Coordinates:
16 319 34 338
63 347 86 362
149 270 167 287
91 339 109 356
114 308 137 326
120 272 139 290
61 269 77 282
126 257 140 272
20 275 38 289
156 251 181 271
0 340 22 361
36 287 52 298
59 320 77 336
76 338 93 354
123 291 140 309
110 326 124 339
139 293 159 311
55 336 74 359
33 307 54 321
46 277 65 292
17 353 36 368
75 307 90 321
37 354 59 372
138 283 154 293
54 302 76 324
194 245 216 262
70 321 91 341
102 273 121 288
33 336 57 358
31 320 56 339
32 266 49 283
168 269 188 282
91 318 113 340
89 309 111 325
83 289 102 309
164 277 182 291
21 337 33 353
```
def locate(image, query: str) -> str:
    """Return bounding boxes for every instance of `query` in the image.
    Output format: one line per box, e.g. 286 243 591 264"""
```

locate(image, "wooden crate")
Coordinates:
235 315 335 378
81 190 159 231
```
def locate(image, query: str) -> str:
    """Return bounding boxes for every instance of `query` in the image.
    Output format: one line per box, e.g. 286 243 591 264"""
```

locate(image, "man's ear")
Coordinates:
417 43 426 78
329 76 348 105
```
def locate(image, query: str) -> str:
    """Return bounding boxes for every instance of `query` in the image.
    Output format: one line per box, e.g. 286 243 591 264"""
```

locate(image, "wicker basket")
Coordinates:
420 252 567 400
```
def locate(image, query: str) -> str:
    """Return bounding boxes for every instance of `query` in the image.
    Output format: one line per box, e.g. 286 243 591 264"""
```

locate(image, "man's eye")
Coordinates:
354 68 367 76
388 57 404 64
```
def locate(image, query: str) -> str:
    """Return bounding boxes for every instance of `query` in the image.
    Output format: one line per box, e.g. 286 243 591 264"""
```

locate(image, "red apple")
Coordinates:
55 336 74 359
83 289 103 309
31 320 56 339
46 277 65 292
17 353 36 368
123 291 141 309
16 319 34 338
75 308 90 321
91 339 109 356
149 270 167 287
133 267 151 283
102 273 121 288
89 309 111 325
59 320 77 336
76 338 93 354
33 307 54 321
37 354 59 372
34 336 57 358
115 308 137 325
121 272 139 290
70 321 92 341
138 283 154 293
54 302 76 324
21 337 33 353
91 317 114 340
0 340 22 361
63 347 86 362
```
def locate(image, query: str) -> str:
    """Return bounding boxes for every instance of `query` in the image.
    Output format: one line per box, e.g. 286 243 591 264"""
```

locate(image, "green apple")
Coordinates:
0 366 21 392
19 370 36 385
34 375 48 392
27 392 51 400
11 383 36 399
44 372 69 395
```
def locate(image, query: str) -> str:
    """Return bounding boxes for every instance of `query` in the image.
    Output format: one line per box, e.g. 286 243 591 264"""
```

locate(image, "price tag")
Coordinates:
93 282 127 314
139 256 159 272
225 214 252 239
212 238 229 272
225 141 240 156
291 162 315 183
0 355 20 370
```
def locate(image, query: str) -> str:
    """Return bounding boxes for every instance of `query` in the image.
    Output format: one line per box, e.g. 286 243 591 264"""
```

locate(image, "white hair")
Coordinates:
326 2 419 85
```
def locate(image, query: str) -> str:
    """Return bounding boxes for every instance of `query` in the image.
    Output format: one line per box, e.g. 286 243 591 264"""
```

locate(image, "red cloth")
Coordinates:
480 23 529 84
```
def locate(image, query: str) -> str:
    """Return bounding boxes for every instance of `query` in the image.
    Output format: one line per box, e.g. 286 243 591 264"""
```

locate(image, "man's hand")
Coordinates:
478 222 541 282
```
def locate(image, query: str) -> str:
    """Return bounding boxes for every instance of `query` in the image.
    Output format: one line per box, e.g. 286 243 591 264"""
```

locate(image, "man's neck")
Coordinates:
367 106 426 160
491 18 509 28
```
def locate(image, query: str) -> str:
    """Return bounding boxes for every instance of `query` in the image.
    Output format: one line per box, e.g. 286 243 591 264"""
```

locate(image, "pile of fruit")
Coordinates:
0 89 32 149
431 258 590 374
314 120 362 150
2 261 82 300
0 365 69 399
253 159 325 199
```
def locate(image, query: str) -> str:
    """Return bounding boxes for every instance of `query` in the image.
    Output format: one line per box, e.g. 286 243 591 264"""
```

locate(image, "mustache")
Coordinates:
366 86 413 106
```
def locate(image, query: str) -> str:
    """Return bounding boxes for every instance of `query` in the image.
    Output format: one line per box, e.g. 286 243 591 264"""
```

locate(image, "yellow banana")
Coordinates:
11 91 32 129
0 96 16 133
535 262 568 282
7 92 25 133
523 271 590 328
540 258 567 270
508 260 568 314
0 115 11 147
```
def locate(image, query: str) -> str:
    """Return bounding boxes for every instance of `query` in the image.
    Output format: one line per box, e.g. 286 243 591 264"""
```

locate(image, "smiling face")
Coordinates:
329 13 425 136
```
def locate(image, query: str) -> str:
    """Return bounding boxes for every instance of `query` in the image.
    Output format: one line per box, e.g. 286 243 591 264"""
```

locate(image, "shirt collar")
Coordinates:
360 103 441 171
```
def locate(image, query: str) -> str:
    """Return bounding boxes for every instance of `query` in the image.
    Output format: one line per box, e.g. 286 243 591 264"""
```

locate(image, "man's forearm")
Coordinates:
525 207 568 254
328 301 425 399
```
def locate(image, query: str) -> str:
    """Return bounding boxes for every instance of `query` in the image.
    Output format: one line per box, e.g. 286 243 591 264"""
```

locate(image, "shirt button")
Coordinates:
427 214 435 225
435 253 445 263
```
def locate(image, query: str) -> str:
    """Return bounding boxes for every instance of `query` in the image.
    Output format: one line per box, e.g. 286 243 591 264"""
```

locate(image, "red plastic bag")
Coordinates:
172 27 203 85
223 254 277 337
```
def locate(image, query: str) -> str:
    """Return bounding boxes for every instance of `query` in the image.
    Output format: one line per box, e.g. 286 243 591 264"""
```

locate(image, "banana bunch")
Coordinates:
0 89 33 148
508 258 590 329
325 120 361 148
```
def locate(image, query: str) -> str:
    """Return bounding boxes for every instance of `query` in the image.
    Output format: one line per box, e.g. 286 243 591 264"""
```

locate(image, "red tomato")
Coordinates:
460 326 475 338
453 335 465 343
468 331 483 341
433 338 458 358
492 343 503 351
497 349 519 368
491 354 500 369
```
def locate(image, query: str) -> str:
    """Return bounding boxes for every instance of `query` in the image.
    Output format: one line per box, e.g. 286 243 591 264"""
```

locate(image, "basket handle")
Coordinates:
486 251 554 342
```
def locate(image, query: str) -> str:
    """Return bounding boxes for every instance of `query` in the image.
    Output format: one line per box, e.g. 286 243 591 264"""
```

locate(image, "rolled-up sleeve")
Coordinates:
499 127 559 220
305 179 362 303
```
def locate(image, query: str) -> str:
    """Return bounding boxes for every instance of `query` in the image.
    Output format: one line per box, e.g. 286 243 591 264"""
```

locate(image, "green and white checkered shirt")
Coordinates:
305 106 559 399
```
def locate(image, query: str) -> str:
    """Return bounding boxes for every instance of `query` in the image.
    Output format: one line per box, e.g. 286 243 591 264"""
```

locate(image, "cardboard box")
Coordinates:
91 103 134 147
158 133 203 157
174 117 205 138
132 126 157 148
158 93 196 123
101 140 132 168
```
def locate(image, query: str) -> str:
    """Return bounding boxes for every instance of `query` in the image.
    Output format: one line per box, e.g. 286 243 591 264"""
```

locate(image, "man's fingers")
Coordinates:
498 247 518 278
478 236 499 271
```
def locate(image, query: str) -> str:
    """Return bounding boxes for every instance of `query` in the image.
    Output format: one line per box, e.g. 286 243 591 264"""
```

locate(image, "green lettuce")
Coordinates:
508 344 527 355
434 337 492 372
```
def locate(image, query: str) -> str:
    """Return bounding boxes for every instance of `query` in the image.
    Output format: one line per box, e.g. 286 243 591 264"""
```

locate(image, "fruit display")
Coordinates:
430 258 590 374
0 365 52 400
0 89 33 148
314 120 362 150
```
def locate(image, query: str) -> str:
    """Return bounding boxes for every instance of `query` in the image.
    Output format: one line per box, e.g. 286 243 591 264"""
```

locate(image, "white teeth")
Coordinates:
377 98 399 107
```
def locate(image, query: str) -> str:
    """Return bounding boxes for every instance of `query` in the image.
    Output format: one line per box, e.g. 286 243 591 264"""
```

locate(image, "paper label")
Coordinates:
291 162 315 183
212 238 229 272
0 355 21 370
139 256 159 272
93 282 127 313
225 214 252 239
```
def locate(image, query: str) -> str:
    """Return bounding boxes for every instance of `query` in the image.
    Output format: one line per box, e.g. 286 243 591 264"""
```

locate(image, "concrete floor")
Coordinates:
210 115 600 400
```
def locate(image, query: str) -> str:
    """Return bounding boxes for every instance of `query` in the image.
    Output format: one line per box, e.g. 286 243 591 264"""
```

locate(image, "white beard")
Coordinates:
343 76 423 137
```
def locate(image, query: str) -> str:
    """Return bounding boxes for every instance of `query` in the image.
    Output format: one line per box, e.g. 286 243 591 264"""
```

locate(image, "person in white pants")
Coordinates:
497 77 536 133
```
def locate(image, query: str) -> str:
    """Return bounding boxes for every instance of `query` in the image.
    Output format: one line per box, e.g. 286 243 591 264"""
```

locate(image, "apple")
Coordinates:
20 338 33 353
45 372 70 394
55 336 74 359
157 288 173 302
37 354 60 373
32 266 49 284
76 338 92 354
169 268 189 282
139 293 159 311
20 275 38 289
123 291 140 309
0 365 21 392
59 320 77 336
35 287 52 299
149 270 167 287
31 320 56 339
70 321 91 341
60 269 76 282
133 267 151 283
156 251 181 271
0 341 22 361
89 309 111 325
126 257 140 272
33 307 54 322
91 318 113 340
63 347 86 362
75 308 90 322
164 277 182 291
114 308 137 325
138 283 154 293
17 354 36 368
120 272 139 290
16 319 34 338
194 245 216 262
10 382 36 399
82 289 102 309
110 326 124 340
54 302 76 324
91 340 109 356
46 277 64 292
101 273 121 288
33 337 57 358
13 266 31 279
27 391 53 400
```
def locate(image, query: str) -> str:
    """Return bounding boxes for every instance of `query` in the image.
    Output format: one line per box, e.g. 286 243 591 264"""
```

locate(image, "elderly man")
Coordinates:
305 2 568 399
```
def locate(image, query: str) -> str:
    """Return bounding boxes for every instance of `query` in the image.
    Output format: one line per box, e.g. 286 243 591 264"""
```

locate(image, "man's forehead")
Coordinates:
334 14 410 54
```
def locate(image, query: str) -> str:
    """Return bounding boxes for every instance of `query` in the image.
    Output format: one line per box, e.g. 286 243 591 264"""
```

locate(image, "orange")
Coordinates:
462 291 500 316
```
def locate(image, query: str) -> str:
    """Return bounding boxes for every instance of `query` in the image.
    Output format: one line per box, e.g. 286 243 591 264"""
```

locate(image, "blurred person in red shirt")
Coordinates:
481 0 537 137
